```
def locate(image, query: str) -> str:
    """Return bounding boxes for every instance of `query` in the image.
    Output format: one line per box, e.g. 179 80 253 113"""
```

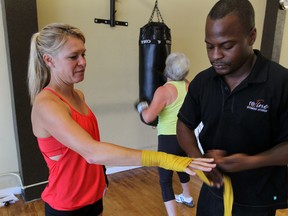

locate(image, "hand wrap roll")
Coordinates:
195 170 233 216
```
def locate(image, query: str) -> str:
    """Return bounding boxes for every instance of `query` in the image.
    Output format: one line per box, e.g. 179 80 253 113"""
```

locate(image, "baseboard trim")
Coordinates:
0 186 21 197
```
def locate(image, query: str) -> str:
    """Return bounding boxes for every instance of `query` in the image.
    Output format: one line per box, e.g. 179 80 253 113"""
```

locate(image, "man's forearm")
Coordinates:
257 141 288 167
177 119 203 158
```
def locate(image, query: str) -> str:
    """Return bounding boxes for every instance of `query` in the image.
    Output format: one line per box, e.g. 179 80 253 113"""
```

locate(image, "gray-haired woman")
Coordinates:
137 52 194 216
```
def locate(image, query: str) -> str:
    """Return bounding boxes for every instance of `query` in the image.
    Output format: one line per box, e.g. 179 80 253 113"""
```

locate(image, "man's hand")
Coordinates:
204 149 227 188
216 153 252 172
206 150 253 173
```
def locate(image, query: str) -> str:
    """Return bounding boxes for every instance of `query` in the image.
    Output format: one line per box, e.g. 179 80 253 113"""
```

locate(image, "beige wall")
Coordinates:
280 11 288 68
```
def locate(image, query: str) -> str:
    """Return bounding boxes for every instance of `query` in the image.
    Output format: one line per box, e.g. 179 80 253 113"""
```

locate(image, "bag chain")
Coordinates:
148 0 165 23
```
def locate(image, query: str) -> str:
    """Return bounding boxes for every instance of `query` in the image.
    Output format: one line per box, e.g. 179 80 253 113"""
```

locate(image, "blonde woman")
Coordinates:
27 23 215 216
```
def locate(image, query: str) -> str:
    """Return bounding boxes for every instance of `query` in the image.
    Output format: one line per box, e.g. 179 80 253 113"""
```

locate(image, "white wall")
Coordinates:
2 0 286 192
0 1 20 191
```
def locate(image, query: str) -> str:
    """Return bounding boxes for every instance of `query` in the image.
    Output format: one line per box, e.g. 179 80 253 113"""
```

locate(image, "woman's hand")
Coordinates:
184 158 216 175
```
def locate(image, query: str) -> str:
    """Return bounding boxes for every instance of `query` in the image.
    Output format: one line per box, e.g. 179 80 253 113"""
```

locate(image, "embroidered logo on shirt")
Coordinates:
246 99 269 113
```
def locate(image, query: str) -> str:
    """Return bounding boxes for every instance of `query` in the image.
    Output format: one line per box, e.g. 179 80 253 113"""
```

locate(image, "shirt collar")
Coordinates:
247 49 268 84
211 49 268 84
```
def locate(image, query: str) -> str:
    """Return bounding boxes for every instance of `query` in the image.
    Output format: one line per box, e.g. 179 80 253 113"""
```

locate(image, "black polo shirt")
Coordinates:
178 50 288 209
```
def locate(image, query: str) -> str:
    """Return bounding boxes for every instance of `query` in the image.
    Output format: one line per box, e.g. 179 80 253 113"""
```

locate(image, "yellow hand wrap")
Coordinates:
141 150 233 216
141 150 192 172
195 170 233 216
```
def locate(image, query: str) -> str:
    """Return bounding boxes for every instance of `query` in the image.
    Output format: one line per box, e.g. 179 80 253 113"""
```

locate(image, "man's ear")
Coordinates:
43 54 54 68
249 27 257 46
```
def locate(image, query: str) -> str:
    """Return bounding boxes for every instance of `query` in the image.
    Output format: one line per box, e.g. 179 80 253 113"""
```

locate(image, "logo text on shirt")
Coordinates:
246 99 269 113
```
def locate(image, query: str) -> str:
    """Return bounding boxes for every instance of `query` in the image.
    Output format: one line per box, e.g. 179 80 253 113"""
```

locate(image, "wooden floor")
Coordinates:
0 167 287 216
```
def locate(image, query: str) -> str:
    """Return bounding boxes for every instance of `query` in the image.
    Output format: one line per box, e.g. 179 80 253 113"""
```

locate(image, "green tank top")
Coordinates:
157 81 187 135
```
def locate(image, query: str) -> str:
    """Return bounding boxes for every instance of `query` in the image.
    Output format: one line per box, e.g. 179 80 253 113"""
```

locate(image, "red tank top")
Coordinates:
37 88 106 211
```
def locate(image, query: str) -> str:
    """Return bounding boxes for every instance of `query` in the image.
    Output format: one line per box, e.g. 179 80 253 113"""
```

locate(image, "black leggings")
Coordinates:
158 135 190 202
45 199 103 216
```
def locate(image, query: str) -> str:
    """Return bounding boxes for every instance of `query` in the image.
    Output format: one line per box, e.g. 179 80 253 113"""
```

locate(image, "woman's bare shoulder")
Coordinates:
33 90 68 115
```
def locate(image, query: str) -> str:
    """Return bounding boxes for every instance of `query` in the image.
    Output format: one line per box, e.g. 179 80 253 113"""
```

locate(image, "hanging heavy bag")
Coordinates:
138 0 171 126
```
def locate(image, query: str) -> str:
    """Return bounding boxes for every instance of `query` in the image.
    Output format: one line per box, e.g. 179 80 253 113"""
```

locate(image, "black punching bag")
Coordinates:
138 1 171 126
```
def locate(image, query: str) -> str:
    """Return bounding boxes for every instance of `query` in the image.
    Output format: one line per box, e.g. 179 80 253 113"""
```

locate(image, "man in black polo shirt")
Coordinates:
177 0 288 215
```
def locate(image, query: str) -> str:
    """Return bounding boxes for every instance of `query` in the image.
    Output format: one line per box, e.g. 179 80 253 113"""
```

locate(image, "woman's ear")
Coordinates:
43 54 54 68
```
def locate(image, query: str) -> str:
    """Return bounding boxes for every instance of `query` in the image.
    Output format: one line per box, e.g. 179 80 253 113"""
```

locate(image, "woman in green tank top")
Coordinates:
137 53 193 216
